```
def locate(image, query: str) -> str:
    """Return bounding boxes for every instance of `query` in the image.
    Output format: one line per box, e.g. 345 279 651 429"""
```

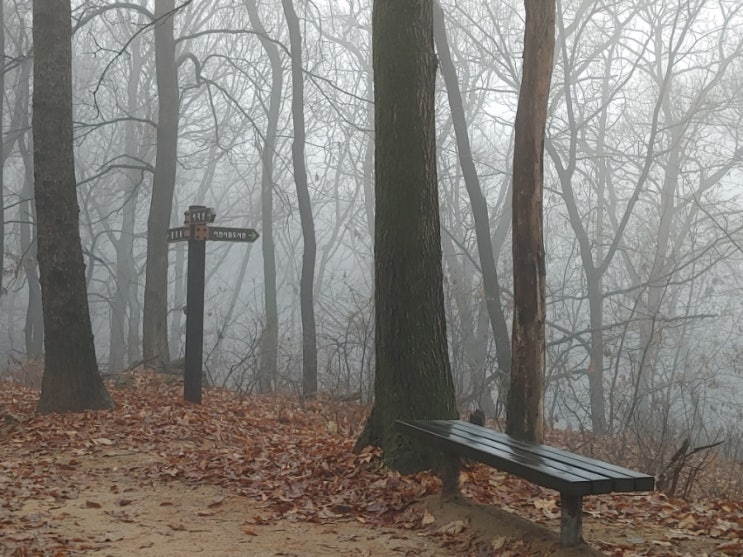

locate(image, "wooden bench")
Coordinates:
396 419 654 546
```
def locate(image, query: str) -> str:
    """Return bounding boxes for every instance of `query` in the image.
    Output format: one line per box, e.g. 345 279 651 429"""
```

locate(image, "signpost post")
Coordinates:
168 206 259 403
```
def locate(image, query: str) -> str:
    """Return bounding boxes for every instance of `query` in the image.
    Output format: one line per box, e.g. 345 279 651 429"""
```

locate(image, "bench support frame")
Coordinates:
560 494 583 546
440 451 461 500
397 419 654 549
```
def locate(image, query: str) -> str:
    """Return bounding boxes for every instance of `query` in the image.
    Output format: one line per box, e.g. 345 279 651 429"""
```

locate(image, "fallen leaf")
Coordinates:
421 509 436 526
85 500 102 509
718 541 743 555
100 532 124 542
437 519 467 535
93 437 114 445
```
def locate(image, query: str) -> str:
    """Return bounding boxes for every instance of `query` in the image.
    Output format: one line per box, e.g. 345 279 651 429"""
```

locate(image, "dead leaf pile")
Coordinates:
1 372 742 557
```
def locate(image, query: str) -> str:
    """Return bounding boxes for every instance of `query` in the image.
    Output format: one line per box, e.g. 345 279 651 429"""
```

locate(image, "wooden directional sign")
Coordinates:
184 206 216 225
208 226 259 243
166 205 259 404
167 226 190 242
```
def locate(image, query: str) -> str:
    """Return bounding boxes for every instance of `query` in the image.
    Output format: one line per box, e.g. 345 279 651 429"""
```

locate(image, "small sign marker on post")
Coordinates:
168 206 260 403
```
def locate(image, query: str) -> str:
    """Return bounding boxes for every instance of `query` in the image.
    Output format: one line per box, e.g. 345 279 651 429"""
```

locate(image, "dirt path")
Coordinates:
0 446 607 557
3 449 456 557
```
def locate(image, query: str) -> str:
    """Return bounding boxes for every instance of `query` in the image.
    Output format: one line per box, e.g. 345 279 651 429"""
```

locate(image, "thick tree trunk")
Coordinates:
246 0 282 394
281 0 318 398
356 0 457 473
143 0 179 363
0 0 4 298
506 0 555 443
32 0 113 412
433 0 512 401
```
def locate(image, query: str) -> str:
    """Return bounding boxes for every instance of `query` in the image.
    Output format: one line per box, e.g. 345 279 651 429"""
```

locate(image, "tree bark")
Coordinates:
143 0 179 363
281 0 318 399
433 0 512 400
246 0 282 394
32 0 113 413
355 0 457 473
506 0 555 443
0 0 4 298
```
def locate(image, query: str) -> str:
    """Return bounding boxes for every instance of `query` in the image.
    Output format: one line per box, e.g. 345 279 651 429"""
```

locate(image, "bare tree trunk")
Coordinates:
355 0 457 473
33 0 113 412
245 0 282 394
6 55 43 359
18 134 43 358
143 0 179 363
281 0 317 398
433 0 512 401
110 24 145 372
506 0 555 443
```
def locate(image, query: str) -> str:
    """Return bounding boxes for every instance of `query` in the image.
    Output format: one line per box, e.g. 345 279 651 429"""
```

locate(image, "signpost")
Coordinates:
168 206 259 403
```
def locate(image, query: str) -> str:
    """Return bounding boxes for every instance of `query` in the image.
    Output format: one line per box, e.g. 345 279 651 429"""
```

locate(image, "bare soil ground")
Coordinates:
1 445 605 557
5 450 444 556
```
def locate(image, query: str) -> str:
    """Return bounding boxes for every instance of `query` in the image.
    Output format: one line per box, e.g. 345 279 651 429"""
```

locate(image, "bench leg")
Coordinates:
440 451 460 500
560 494 583 546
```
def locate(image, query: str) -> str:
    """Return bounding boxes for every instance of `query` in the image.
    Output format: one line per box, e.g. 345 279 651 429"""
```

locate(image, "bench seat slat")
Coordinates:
437 420 654 492
414 421 612 486
397 420 655 496
442 420 651 481
398 420 608 496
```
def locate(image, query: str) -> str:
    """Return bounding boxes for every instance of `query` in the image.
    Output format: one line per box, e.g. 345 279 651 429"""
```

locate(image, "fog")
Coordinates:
2 0 743 466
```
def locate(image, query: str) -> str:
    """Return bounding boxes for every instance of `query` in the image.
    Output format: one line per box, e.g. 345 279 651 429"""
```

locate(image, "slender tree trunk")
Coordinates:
143 0 179 363
281 0 317 398
355 0 457 473
110 26 144 372
246 0 282 394
635 124 681 420
545 7 615 435
8 57 43 358
18 134 43 358
433 0 512 399
33 0 113 412
506 0 555 443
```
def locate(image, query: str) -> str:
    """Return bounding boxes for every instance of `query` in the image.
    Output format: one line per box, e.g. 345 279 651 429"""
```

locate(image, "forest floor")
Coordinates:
0 371 742 556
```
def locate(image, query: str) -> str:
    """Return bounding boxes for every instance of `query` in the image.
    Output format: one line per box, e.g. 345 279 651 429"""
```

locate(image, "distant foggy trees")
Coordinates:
433 0 511 414
243 0 281 394
281 0 318 399
1 0 743 461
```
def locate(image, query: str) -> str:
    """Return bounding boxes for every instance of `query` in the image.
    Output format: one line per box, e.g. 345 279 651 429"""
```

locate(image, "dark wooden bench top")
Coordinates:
397 419 654 496
397 419 655 546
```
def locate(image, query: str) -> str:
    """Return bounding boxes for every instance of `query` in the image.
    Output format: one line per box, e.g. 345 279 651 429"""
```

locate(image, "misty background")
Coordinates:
2 0 743 485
